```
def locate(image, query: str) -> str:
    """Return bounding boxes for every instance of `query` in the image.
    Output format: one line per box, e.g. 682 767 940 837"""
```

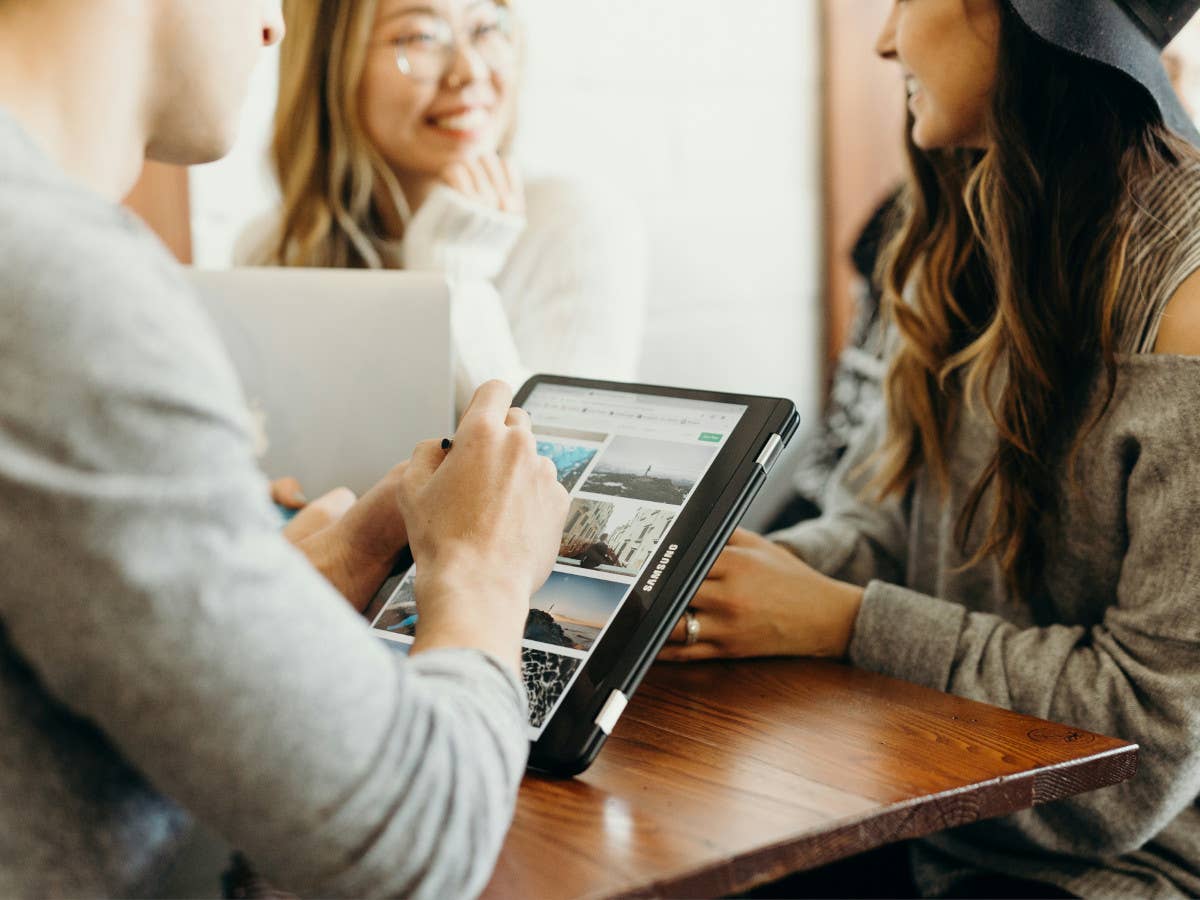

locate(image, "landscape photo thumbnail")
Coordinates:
524 570 627 651
581 435 716 505
536 439 600 493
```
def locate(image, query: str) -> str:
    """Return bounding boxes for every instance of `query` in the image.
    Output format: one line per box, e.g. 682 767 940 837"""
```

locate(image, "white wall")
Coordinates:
190 44 281 269
191 1 823 430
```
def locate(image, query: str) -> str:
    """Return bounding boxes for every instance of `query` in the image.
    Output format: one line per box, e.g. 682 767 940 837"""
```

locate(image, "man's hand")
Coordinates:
291 464 424 614
281 486 355 544
275 381 569 668
270 476 309 511
399 381 569 670
273 476 407 614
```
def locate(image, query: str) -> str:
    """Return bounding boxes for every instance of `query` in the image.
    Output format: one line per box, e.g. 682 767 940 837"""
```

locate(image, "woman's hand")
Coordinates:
659 528 865 663
440 153 524 214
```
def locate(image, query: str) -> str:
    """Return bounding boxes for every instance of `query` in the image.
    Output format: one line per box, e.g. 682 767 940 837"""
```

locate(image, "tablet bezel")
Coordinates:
515 374 799 775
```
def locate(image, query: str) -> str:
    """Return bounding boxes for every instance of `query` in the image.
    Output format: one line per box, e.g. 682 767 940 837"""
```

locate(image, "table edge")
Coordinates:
601 742 1139 900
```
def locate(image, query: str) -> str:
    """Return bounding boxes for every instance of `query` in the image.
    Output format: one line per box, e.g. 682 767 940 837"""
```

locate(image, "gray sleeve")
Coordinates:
0 239 528 897
769 414 909 586
847 424 1200 858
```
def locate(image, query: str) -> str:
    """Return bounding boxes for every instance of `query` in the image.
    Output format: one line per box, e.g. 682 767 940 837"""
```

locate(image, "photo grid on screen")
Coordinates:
368 385 746 735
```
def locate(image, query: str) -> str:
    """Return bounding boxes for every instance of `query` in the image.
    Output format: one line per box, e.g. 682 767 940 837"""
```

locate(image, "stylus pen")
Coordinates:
441 438 453 451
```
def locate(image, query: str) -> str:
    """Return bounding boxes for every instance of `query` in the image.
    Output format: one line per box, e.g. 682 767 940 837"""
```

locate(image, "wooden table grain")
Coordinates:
484 659 1137 899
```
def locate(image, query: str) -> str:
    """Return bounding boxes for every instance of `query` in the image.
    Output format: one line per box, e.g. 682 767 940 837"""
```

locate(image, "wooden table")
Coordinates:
484 659 1137 899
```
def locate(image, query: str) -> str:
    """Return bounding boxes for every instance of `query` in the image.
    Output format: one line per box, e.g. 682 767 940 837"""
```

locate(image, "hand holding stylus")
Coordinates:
398 381 569 670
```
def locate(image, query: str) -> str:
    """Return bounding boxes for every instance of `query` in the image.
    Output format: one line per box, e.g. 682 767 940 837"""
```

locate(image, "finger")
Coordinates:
477 152 504 189
668 613 687 644
501 157 524 209
666 601 716 645
282 512 317 544
271 476 307 509
704 545 745 580
406 438 449 477
726 527 761 547
282 487 356 543
478 153 513 211
442 163 474 196
657 642 723 663
538 455 560 485
504 406 532 431
465 156 498 206
307 486 357 521
689 579 724 609
459 380 515 429
446 163 481 200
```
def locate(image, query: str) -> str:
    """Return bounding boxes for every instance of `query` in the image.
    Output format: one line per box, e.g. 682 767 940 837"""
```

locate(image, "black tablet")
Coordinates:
365 375 799 775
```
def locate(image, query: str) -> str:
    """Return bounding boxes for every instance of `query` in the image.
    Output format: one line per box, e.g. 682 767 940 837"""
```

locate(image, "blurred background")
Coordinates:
124 0 1200 509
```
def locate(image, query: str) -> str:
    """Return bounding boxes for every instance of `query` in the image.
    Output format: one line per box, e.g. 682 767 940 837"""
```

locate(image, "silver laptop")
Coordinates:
187 267 454 497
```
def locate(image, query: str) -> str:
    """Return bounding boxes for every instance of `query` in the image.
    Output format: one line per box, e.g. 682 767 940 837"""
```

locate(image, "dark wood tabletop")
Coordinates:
483 658 1137 899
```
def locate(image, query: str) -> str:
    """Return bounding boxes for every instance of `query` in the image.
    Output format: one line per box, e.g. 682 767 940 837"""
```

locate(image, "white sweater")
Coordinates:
237 178 648 410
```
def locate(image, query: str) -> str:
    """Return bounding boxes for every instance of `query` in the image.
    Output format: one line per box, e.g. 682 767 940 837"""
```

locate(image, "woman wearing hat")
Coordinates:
667 1 1200 896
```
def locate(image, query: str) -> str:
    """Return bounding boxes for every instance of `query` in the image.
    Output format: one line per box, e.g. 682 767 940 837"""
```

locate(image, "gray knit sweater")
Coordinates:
0 113 529 896
774 163 1200 899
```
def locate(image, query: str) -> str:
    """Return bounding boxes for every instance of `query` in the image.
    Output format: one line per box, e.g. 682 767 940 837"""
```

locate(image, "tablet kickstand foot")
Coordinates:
595 690 629 735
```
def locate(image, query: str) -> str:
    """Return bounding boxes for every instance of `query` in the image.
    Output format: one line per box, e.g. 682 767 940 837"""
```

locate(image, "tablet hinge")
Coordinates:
595 690 628 735
755 433 784 473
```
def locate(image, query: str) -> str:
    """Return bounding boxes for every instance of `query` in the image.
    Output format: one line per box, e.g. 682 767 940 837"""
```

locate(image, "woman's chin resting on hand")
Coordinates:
659 528 864 663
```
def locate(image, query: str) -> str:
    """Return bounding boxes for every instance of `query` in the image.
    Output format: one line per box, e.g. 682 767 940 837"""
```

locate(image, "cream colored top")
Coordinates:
237 177 649 410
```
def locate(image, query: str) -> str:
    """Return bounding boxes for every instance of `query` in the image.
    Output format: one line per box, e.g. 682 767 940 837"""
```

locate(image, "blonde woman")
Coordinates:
239 0 647 409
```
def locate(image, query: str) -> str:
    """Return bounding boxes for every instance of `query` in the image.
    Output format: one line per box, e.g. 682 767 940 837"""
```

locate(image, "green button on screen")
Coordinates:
699 432 723 443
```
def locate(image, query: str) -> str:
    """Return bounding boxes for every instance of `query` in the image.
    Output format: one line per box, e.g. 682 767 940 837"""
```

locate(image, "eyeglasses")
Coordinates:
383 3 515 83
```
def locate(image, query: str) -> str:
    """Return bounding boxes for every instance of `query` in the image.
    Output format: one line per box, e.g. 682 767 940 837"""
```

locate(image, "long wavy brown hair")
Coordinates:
265 0 517 269
874 2 1198 598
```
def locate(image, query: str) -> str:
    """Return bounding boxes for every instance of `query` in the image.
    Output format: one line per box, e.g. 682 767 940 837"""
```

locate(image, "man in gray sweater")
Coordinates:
0 1 570 896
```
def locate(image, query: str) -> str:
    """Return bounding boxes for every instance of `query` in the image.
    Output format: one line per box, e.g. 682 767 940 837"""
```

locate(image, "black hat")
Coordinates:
1006 0 1200 144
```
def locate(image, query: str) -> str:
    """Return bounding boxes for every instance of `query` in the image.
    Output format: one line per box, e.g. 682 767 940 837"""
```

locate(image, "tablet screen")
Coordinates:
368 383 748 738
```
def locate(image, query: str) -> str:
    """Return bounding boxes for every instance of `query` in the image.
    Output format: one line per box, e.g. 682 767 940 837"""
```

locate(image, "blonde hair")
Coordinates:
268 0 517 269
